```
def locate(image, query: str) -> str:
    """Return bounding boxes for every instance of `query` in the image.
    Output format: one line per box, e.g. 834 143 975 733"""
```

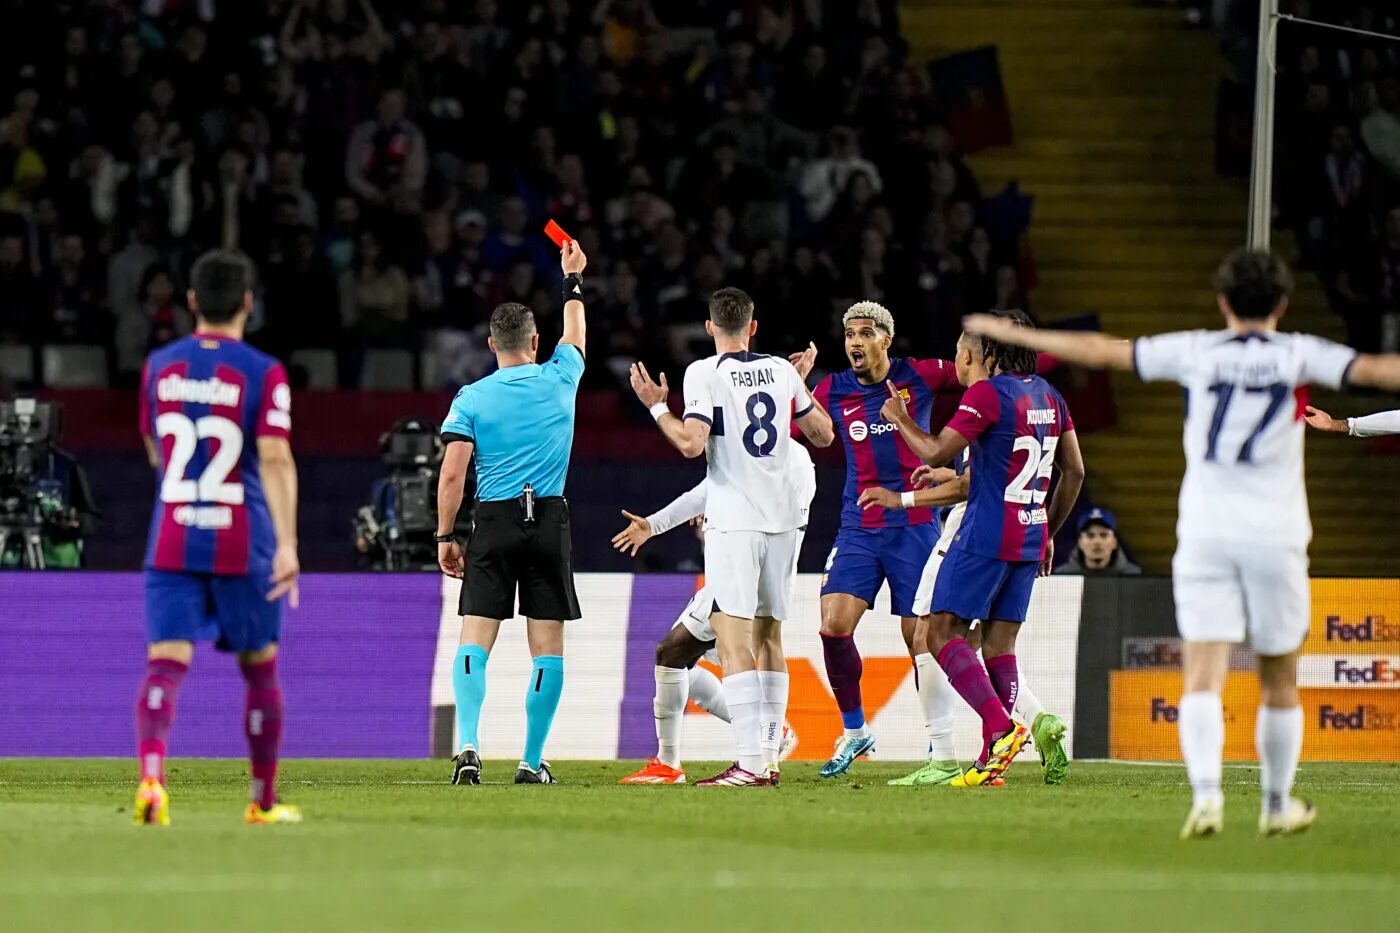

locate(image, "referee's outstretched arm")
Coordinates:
559 240 587 358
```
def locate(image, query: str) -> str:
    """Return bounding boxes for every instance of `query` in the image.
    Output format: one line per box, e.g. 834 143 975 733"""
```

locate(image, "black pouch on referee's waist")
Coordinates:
519 483 536 523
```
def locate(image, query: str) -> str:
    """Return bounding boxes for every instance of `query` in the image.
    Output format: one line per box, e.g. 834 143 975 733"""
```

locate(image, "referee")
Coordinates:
435 239 588 786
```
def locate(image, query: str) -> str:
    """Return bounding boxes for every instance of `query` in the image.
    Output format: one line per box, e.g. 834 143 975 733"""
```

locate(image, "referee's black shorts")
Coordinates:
459 497 582 621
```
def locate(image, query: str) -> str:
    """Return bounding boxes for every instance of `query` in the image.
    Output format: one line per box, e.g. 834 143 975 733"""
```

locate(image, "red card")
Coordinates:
543 219 572 248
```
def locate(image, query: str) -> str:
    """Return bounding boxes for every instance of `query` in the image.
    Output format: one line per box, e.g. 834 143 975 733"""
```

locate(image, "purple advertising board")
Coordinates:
0 573 443 757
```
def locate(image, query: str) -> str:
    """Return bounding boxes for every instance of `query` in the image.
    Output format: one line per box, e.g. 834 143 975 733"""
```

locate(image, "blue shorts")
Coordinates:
144 569 283 653
929 548 1037 624
821 523 940 618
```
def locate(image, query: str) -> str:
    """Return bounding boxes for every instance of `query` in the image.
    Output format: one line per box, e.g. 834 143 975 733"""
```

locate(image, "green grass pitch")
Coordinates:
2 759 1397 933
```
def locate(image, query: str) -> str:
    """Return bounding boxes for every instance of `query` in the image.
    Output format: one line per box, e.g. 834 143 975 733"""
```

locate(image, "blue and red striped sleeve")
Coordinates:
911 358 962 393
945 378 999 442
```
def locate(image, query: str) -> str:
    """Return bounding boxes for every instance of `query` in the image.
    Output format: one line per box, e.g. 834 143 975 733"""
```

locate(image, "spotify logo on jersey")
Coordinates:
847 420 895 442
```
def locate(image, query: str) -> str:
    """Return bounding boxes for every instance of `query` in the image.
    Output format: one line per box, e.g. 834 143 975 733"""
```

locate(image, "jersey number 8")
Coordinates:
743 391 778 458
1005 435 1058 504
156 412 245 505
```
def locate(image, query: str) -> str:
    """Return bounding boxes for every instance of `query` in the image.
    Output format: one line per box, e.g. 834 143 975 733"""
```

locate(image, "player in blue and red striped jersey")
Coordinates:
795 302 967 781
880 310 1084 786
132 249 302 827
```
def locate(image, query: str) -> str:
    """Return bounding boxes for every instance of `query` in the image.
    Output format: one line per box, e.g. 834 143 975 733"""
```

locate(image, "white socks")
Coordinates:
688 665 730 722
1013 677 1046 726
1178 691 1225 805
653 666 690 768
757 670 789 766
1256 705 1303 815
914 653 957 761
724 670 767 776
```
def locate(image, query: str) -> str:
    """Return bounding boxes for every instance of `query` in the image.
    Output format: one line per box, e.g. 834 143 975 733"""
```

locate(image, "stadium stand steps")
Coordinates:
902 0 1400 576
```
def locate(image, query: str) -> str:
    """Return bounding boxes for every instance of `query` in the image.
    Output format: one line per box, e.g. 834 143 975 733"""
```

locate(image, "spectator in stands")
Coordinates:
261 226 341 363
3 0 1018 392
800 126 883 224
139 263 190 351
0 232 40 343
345 87 427 219
1055 508 1142 577
1359 80 1400 184
44 233 104 344
108 217 159 380
339 230 412 386
196 148 265 258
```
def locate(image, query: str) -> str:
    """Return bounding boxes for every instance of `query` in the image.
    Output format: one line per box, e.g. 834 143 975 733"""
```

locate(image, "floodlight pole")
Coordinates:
1247 0 1280 251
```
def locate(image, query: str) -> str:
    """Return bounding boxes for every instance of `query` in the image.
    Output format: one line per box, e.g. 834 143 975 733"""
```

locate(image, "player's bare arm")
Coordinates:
1346 354 1400 392
142 435 159 469
962 314 1134 371
1043 428 1086 574
559 239 587 356
794 386 834 447
257 436 300 607
631 362 710 458
435 439 475 578
858 470 969 511
911 465 957 488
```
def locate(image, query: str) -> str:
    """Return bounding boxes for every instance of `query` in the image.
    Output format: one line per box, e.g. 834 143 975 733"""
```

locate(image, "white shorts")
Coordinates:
704 528 803 621
1172 539 1311 656
675 586 721 664
912 502 966 617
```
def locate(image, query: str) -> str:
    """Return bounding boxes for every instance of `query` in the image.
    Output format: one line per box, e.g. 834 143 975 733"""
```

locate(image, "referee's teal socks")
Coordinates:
452 644 489 753
523 655 565 770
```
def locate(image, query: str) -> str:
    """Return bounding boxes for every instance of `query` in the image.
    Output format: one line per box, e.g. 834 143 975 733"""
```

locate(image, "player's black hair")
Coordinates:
188 249 251 323
490 302 537 352
709 287 755 334
1214 248 1293 320
977 308 1038 375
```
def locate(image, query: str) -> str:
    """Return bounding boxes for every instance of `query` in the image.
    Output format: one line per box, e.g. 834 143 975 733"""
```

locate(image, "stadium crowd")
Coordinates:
0 0 1028 392
1254 1 1400 353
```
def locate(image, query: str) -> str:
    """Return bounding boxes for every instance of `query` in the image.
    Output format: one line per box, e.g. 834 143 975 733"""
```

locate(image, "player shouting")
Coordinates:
963 250 1400 835
881 310 1084 787
632 287 834 786
611 435 816 784
133 249 302 826
798 302 967 782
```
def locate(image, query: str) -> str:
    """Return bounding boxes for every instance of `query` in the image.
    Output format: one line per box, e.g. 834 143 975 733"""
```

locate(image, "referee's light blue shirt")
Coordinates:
441 343 585 502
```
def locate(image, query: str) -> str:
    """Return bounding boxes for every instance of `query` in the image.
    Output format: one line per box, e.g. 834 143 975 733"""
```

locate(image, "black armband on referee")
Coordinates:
562 273 584 306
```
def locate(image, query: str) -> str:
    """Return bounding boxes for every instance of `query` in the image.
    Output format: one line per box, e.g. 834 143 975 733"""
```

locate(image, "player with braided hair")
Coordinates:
868 311 1084 786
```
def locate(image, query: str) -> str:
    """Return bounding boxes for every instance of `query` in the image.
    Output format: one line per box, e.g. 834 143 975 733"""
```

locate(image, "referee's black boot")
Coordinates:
451 747 482 785
514 761 556 784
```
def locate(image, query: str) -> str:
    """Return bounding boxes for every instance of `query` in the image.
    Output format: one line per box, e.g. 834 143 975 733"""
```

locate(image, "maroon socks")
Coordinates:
240 656 284 809
820 633 867 731
135 658 189 783
936 638 1012 747
985 653 1021 714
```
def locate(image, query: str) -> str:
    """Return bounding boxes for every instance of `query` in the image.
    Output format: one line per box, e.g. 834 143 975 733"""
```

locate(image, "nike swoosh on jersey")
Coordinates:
843 405 862 416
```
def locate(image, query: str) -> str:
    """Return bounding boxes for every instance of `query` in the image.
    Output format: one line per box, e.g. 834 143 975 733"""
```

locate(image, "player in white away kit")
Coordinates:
965 249 1400 837
631 287 834 786
610 438 817 783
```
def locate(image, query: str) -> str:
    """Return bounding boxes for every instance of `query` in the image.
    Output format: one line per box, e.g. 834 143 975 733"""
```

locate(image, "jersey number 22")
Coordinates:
156 412 245 505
